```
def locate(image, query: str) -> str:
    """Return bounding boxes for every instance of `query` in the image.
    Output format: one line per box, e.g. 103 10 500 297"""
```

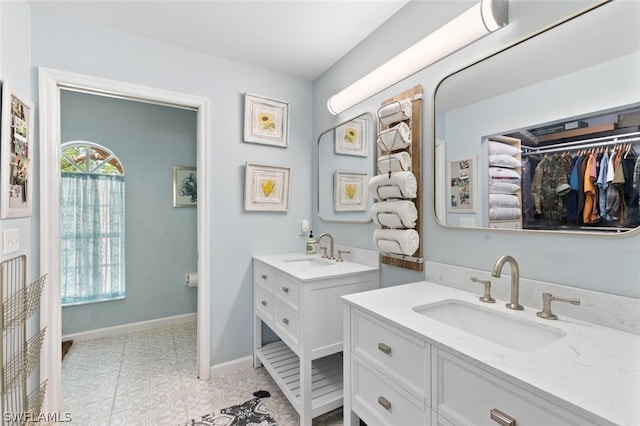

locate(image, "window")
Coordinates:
60 142 125 306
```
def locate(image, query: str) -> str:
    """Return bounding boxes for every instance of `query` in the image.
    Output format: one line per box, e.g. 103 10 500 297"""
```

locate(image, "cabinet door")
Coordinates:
351 355 429 426
254 262 274 292
255 285 274 324
352 310 429 403
274 303 300 351
435 349 597 426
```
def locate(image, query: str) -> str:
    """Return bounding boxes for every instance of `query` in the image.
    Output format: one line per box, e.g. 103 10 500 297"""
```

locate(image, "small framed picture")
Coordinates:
1 81 34 218
334 171 368 212
447 157 476 213
334 117 367 157
244 93 290 148
244 163 291 212
173 166 197 208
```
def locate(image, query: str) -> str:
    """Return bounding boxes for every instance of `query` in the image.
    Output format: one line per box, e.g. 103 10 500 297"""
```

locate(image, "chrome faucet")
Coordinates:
491 255 524 310
315 233 335 260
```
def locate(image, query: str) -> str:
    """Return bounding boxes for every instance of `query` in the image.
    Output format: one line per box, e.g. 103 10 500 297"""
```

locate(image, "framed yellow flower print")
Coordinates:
244 93 290 148
334 117 367 157
334 171 367 212
244 163 291 211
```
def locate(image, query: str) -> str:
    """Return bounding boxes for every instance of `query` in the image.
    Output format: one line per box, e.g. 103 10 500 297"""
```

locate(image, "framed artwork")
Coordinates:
173 166 197 208
334 117 367 157
1 82 34 218
334 171 368 212
447 156 476 213
244 163 290 211
244 93 290 148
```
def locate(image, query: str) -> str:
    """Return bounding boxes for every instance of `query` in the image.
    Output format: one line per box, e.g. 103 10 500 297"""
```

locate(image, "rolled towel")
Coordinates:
373 229 420 256
368 171 417 200
489 194 521 208
489 207 522 220
378 99 412 125
376 122 411 152
378 152 411 174
371 200 418 228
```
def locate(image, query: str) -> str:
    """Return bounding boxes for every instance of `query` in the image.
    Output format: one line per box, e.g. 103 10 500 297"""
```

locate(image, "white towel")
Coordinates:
371 200 418 228
376 122 411 152
489 207 522 220
373 229 420 256
489 194 521 208
368 171 417 200
377 152 411 174
378 99 412 125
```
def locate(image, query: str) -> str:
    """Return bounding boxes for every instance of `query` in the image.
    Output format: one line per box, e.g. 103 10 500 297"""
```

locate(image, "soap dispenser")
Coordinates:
306 231 317 255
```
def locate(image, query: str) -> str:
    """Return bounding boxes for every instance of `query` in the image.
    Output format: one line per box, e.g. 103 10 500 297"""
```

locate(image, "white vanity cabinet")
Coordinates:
253 255 379 426
344 303 601 426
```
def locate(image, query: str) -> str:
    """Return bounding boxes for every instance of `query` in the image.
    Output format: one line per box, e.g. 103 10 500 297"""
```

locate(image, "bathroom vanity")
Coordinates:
253 251 379 426
342 281 640 426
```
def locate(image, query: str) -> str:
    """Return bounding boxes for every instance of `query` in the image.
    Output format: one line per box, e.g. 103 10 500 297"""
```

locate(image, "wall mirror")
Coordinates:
434 1 640 235
318 112 376 223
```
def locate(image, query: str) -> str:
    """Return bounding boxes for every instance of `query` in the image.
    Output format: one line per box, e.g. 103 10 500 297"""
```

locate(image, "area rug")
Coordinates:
182 398 277 426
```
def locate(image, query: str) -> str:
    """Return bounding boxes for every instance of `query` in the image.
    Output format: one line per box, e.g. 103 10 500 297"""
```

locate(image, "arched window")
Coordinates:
60 141 125 305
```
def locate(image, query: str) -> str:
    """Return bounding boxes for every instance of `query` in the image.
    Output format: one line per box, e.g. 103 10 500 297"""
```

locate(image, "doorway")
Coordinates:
38 68 211 414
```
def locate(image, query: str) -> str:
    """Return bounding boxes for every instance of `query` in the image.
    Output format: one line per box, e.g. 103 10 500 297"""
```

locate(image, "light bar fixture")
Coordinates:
327 0 508 115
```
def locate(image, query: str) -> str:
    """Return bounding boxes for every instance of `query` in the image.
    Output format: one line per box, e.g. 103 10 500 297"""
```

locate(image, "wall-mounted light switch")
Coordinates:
3 229 19 255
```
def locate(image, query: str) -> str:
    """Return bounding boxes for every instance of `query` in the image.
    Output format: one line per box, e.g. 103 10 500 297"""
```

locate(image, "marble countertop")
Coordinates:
342 281 640 426
254 252 379 281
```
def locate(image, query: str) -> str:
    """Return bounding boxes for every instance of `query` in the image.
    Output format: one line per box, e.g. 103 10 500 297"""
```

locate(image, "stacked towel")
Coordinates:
378 152 411 174
368 171 417 200
372 200 418 228
376 122 411 152
489 167 521 184
489 194 521 208
489 207 522 220
378 99 412 125
373 229 419 256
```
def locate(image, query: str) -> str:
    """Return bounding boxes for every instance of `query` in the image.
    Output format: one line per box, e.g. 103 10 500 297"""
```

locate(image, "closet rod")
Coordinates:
522 134 640 156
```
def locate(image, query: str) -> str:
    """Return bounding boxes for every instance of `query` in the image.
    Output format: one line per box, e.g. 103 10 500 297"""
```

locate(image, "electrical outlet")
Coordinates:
3 229 19 255
460 218 475 227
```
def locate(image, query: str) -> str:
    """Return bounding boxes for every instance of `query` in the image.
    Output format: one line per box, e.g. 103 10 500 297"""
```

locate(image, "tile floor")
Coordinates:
61 321 344 425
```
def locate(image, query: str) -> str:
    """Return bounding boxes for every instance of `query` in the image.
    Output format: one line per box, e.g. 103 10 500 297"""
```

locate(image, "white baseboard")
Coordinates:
61 313 197 342
210 355 254 377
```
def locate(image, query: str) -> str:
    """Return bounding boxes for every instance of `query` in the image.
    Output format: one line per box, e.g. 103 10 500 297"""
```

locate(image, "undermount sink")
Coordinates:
282 257 334 268
413 299 566 352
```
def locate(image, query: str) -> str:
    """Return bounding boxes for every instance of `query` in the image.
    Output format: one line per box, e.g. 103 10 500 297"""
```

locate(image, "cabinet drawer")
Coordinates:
274 274 300 312
352 355 429 426
254 262 274 292
352 311 429 403
255 286 274 324
274 304 300 350
436 350 597 426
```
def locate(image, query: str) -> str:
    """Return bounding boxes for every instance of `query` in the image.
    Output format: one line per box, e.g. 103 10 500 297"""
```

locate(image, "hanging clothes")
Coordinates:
583 153 599 224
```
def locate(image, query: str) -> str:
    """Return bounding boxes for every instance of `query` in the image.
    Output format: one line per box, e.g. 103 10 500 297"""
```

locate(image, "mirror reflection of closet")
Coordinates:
317 112 376 223
434 0 640 235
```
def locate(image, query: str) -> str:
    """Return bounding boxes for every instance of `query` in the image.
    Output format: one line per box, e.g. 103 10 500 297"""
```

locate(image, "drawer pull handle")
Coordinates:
490 408 516 426
261 300 267 306
377 396 391 411
282 318 289 325
282 286 289 293
378 342 392 355
261 274 267 279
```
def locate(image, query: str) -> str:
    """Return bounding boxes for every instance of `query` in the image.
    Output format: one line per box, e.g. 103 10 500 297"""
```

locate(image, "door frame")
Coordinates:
38 67 211 413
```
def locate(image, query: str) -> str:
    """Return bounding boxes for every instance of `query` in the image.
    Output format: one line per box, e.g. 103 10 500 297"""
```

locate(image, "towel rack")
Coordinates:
374 85 424 271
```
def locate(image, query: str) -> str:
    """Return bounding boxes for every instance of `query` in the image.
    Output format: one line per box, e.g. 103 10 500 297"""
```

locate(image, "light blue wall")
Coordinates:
31 10 314 364
312 1 640 298
59 90 198 335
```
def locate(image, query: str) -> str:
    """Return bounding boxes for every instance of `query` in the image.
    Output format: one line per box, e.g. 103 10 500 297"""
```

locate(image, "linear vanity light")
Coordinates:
326 0 508 115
